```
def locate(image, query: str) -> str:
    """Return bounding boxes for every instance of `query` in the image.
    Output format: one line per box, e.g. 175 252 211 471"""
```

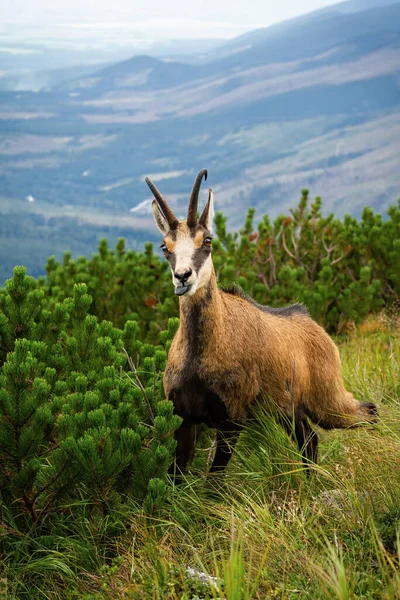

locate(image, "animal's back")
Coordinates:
208 289 313 417
221 284 309 318
217 288 357 425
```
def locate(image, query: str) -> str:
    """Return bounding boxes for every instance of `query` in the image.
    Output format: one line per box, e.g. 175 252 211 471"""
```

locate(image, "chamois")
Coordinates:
145 169 378 474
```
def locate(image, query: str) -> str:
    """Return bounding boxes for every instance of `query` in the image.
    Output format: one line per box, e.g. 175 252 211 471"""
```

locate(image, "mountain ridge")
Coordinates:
0 0 399 280
57 1 400 99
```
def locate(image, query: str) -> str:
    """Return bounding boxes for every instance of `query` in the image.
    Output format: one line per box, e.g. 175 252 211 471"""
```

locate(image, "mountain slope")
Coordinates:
198 2 400 71
60 55 198 97
59 2 400 96
196 0 399 63
0 0 399 279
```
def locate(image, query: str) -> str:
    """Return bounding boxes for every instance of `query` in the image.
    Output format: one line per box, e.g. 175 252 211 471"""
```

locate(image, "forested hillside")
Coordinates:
1 0 399 278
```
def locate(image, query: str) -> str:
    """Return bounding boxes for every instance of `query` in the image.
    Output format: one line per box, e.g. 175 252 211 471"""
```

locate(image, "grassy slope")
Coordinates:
6 316 397 599
118 321 400 600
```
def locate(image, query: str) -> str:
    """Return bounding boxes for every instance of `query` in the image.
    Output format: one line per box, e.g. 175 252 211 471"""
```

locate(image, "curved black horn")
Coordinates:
187 169 207 227
145 177 178 229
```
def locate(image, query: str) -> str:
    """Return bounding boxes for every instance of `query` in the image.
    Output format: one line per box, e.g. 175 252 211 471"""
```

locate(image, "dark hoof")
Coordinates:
362 402 378 420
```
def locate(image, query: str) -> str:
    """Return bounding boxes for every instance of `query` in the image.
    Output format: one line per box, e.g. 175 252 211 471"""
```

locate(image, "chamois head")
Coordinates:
146 169 214 297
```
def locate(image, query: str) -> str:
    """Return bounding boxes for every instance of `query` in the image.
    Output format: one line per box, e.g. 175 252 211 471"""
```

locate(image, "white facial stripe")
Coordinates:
168 228 212 296
195 254 212 289
173 236 196 274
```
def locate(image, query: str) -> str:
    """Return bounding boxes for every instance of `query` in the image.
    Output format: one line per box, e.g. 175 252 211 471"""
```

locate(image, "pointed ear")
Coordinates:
151 200 170 235
199 189 214 232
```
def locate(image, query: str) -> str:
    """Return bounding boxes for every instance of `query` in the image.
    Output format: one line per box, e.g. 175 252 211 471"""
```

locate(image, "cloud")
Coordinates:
55 19 262 40
0 46 41 55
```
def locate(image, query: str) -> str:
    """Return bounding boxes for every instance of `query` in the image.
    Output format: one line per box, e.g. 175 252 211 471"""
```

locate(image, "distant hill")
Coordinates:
0 0 399 281
60 55 197 96
0 63 111 92
327 0 399 13
197 1 400 70
195 0 399 60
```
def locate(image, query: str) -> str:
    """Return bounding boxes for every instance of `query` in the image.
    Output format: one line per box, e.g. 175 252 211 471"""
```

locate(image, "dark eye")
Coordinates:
203 237 212 248
160 244 169 256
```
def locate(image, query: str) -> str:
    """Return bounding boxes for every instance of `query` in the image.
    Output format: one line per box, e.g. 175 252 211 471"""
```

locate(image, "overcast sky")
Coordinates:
3 0 341 39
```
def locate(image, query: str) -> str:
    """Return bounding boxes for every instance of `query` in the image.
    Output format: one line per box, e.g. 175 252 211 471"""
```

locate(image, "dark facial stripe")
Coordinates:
192 245 211 275
166 247 210 276
167 252 177 272
162 230 177 271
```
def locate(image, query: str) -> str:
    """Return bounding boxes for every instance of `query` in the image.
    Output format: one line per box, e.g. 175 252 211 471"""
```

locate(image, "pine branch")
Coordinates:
281 229 297 262
331 251 349 266
123 348 154 423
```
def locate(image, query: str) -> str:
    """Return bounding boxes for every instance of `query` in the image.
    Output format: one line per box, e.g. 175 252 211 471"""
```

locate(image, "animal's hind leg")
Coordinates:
279 410 318 468
169 421 195 475
295 413 318 467
209 422 241 473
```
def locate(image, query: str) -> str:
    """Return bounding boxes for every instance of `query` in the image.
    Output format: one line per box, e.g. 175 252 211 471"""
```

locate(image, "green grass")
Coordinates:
1 319 399 599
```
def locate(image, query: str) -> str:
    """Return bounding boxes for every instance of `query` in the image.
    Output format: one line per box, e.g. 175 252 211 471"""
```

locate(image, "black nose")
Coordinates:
174 270 192 283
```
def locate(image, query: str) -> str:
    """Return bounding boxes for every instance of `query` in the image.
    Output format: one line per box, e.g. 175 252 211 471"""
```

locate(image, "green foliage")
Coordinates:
0 269 181 595
214 192 399 331
1 194 400 597
43 238 176 342
375 505 400 555
28 195 400 342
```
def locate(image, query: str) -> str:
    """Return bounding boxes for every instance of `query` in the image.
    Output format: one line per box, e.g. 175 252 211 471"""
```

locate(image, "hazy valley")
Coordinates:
0 0 399 279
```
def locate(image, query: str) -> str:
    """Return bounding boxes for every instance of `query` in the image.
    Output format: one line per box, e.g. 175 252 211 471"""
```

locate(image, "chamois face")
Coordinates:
146 169 214 297
161 222 213 297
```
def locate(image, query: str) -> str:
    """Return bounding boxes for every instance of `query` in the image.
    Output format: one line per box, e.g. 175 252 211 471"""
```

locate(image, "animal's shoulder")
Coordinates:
220 283 309 317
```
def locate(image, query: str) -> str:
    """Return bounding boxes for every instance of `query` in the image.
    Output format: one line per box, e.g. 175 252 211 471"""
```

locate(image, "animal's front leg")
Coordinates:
209 422 241 473
169 421 195 476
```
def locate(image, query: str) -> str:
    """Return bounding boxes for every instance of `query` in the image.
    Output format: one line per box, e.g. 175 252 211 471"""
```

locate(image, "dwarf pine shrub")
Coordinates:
213 192 399 331
0 268 181 556
43 239 177 342
37 195 400 340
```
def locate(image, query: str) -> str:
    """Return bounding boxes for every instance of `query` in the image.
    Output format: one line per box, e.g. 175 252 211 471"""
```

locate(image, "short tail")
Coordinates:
309 398 378 430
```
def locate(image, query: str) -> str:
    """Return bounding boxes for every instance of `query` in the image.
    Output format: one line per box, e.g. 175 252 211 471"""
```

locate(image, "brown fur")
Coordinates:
165 269 376 427
147 171 377 474
164 223 206 253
